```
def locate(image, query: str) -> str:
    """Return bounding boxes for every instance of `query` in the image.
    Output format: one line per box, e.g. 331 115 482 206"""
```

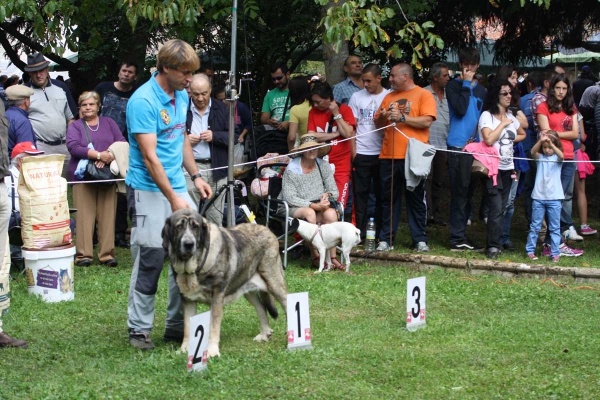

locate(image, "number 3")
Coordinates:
412 286 421 319
192 325 205 364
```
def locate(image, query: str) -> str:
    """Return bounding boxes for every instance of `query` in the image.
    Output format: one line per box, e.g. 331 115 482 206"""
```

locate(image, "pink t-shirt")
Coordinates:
536 101 576 160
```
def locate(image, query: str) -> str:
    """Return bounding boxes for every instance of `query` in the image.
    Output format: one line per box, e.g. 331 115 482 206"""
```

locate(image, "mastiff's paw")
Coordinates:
179 341 189 354
207 344 221 358
253 328 273 342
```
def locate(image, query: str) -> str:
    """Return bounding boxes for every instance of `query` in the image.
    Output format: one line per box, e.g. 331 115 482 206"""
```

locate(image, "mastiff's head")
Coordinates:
162 208 209 262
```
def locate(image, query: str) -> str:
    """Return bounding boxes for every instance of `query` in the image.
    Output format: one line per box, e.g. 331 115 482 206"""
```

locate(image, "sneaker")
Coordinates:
580 224 598 236
415 242 430 252
0 332 28 349
450 240 483 252
467 219 472 226
541 244 551 257
562 226 583 241
502 242 516 252
486 247 500 259
551 255 560 263
558 243 583 257
376 241 391 252
129 331 155 350
527 253 538 261
163 329 184 343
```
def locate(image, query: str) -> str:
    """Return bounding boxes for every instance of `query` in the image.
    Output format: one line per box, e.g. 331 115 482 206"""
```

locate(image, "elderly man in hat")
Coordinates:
24 52 77 179
5 85 37 158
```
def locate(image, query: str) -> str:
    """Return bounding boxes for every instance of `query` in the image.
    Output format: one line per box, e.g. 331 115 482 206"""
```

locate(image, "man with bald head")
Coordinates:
185 73 239 225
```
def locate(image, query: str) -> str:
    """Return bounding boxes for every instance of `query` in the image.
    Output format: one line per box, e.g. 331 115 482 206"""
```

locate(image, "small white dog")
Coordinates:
294 219 361 273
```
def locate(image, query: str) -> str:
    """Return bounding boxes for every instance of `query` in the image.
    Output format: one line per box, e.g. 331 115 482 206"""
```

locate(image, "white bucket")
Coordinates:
23 244 75 302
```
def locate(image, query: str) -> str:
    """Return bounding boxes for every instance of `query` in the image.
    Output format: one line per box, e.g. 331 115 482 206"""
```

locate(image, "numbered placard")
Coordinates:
187 311 211 372
287 292 313 350
406 277 426 331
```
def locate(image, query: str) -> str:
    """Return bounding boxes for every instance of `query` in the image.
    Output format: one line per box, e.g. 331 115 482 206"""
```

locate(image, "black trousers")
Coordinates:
448 150 475 245
115 192 128 236
352 154 382 239
425 151 448 222
483 170 513 250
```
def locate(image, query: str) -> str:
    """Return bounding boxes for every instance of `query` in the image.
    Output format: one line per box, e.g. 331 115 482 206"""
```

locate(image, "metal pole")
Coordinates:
227 0 238 227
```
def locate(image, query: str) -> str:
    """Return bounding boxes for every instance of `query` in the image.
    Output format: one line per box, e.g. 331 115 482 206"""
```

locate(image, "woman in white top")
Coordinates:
477 79 526 259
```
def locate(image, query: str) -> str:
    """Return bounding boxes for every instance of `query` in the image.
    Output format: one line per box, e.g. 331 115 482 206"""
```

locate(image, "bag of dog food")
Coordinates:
18 155 72 249
0 237 10 316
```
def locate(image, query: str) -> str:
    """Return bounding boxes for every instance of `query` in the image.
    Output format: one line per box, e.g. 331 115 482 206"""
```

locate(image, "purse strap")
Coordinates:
281 94 290 121
82 120 92 146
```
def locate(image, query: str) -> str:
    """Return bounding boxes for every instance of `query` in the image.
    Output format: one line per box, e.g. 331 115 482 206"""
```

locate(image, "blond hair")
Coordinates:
156 39 200 73
78 91 101 107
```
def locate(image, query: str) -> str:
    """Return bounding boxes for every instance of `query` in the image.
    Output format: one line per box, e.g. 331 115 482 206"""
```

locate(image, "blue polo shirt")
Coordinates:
126 72 189 192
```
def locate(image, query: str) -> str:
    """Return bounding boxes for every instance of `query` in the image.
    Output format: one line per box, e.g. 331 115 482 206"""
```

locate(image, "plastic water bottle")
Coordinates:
365 218 376 251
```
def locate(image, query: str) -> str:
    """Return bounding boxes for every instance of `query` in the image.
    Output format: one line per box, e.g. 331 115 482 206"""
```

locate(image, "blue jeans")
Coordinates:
527 199 562 257
379 159 427 246
543 159 576 243
501 171 520 245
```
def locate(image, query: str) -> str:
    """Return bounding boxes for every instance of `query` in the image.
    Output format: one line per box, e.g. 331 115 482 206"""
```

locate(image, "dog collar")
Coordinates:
309 224 323 244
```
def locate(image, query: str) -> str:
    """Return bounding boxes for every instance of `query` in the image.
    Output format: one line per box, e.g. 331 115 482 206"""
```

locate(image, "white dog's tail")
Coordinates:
355 228 361 245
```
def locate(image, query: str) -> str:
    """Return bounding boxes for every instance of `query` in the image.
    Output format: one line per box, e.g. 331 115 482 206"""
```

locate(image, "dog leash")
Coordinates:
309 224 323 244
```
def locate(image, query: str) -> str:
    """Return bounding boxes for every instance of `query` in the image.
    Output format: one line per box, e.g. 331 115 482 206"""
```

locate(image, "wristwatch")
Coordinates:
333 114 343 121
190 173 203 182
97 152 101 160
399 114 406 123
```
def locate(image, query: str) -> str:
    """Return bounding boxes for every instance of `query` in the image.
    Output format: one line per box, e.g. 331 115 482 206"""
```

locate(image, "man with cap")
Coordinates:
5 85 37 157
0 94 27 349
24 52 77 179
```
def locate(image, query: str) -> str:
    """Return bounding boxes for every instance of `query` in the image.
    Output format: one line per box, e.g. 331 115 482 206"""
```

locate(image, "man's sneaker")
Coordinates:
486 247 500 259
559 243 583 257
551 255 560 263
163 328 184 343
527 253 538 261
415 242 430 252
376 241 391 252
562 226 583 241
541 243 551 257
580 224 597 236
129 331 155 350
0 332 28 349
502 242 516 252
450 240 483 252
467 219 472 226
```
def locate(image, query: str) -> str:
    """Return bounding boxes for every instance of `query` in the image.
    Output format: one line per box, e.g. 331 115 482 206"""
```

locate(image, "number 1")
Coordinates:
295 301 301 337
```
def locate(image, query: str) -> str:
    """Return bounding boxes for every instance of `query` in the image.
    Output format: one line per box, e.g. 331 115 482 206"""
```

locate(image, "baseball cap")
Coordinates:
11 142 44 159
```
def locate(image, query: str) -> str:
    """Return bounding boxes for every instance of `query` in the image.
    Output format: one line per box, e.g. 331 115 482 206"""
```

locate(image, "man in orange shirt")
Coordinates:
374 63 437 252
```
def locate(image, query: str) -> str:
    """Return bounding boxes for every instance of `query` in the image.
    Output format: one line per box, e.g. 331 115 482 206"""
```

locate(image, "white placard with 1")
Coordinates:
187 311 211 372
406 276 426 331
287 292 313 350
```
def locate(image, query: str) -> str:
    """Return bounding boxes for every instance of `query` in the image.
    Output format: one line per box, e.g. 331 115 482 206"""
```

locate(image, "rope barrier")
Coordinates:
20 121 594 187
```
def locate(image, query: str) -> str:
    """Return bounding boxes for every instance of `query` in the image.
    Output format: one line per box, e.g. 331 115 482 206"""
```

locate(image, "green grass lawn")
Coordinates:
2 245 600 399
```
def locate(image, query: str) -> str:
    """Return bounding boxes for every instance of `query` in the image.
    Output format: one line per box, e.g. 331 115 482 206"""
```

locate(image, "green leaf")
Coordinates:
422 21 435 29
435 37 444 49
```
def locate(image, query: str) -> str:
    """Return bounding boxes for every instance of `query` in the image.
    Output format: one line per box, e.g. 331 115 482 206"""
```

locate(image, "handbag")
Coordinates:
249 95 291 159
315 161 343 220
82 121 117 186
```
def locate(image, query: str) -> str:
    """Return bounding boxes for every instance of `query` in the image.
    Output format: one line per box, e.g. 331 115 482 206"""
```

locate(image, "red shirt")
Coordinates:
536 101 577 160
307 104 356 170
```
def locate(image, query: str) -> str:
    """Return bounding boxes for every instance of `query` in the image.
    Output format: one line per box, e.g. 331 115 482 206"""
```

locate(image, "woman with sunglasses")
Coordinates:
536 74 583 256
478 79 526 259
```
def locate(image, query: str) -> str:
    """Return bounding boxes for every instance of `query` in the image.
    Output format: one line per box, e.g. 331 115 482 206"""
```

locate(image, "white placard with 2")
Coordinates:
406 276 426 331
287 292 313 350
187 311 211 372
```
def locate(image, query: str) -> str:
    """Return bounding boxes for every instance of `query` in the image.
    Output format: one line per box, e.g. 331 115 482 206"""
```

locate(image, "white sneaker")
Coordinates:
562 226 583 241
415 242 430 252
376 242 391 252
467 219 472 226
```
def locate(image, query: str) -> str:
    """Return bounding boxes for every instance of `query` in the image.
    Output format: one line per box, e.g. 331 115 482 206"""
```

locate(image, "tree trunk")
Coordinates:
321 0 349 86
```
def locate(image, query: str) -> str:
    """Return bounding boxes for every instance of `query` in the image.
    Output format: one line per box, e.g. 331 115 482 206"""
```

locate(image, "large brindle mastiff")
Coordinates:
161 208 287 358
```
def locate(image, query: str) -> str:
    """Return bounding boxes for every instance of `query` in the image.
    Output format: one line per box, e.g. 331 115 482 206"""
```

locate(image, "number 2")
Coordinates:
412 286 421 319
295 301 301 337
192 325 205 364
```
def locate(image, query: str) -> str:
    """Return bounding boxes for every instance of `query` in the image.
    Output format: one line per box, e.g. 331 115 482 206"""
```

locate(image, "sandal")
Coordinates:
329 257 345 270
311 256 321 268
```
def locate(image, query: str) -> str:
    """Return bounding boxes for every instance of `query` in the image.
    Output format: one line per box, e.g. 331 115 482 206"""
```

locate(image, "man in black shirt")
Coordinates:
94 61 139 248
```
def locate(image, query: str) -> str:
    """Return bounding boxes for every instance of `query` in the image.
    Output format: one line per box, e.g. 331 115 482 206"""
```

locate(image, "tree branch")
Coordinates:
0 29 26 71
0 22 77 71
289 40 322 73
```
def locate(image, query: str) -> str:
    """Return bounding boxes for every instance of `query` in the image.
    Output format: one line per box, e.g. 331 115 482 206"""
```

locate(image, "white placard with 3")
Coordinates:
187 311 211 372
287 292 313 350
406 276 426 331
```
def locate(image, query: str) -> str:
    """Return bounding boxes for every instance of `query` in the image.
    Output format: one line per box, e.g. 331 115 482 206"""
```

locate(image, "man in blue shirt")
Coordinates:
126 39 212 351
4 85 36 157
333 55 364 106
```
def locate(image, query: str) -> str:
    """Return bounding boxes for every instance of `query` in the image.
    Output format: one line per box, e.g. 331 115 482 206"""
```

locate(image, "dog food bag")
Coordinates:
18 155 72 249
0 237 10 316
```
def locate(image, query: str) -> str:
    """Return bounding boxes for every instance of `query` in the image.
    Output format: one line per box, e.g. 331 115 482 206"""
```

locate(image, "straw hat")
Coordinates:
290 134 331 158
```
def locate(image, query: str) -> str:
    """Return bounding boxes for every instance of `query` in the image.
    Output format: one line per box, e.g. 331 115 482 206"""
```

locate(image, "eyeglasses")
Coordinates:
272 76 284 82
499 92 512 97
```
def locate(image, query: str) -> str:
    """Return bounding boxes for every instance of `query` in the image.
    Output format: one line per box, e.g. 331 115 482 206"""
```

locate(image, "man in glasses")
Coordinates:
260 61 291 131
